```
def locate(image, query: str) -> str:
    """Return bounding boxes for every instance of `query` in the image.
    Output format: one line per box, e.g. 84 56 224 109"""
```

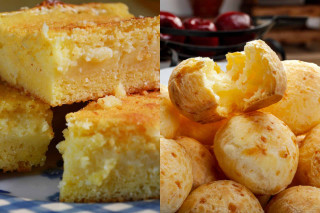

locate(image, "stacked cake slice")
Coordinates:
0 1 159 202
0 82 53 172
0 1 159 106
58 93 160 202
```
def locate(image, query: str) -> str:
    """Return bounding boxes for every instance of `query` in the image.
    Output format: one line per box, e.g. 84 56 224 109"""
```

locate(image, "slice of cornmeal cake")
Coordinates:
0 82 53 172
0 1 160 106
57 92 160 202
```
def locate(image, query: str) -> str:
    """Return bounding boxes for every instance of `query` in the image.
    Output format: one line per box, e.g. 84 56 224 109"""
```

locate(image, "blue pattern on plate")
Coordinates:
41 168 63 179
0 159 159 212
47 192 60 202
0 194 160 213
0 168 159 212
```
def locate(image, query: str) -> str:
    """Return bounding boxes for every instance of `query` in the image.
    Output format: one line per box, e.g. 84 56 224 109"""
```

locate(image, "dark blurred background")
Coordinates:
0 0 159 17
243 0 320 65
161 0 320 65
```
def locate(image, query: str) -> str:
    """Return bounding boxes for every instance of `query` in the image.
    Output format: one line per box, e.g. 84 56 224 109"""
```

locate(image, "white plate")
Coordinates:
160 61 228 86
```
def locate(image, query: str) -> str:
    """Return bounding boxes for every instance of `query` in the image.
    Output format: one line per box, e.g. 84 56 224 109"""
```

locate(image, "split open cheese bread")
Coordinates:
168 40 286 123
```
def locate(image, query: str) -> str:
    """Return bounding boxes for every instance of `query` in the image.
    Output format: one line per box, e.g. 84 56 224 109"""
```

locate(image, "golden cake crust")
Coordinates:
67 91 159 129
0 82 50 112
0 2 133 33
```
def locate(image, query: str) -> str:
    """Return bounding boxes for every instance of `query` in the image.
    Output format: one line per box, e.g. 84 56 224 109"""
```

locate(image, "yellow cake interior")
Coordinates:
57 92 160 202
0 82 53 172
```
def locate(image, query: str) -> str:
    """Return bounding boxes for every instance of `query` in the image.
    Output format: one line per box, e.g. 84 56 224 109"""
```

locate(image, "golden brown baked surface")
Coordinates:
160 137 193 213
168 40 286 123
68 92 159 127
0 81 53 172
178 180 263 213
161 40 320 212
57 92 160 202
262 60 320 135
0 2 159 106
266 186 320 213
214 111 298 195
178 116 226 146
160 84 226 145
160 84 180 139
296 124 320 187
0 2 133 32
176 137 218 189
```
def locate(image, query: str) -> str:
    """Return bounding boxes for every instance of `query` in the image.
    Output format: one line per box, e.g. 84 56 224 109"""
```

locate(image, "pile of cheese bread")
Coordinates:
161 40 320 212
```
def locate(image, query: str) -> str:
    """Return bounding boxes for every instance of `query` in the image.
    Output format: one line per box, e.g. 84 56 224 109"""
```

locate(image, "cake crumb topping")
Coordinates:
115 82 126 98
97 96 122 108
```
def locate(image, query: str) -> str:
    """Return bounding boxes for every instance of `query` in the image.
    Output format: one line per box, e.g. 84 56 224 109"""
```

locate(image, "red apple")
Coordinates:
215 11 252 30
215 11 254 45
183 17 219 46
160 11 185 43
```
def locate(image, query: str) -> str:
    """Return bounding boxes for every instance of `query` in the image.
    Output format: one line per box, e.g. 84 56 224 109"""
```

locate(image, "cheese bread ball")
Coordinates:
160 138 193 213
160 85 180 139
265 186 320 213
176 137 218 189
263 60 320 135
296 124 320 187
169 40 286 123
178 180 263 213
214 111 298 195
178 116 226 145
